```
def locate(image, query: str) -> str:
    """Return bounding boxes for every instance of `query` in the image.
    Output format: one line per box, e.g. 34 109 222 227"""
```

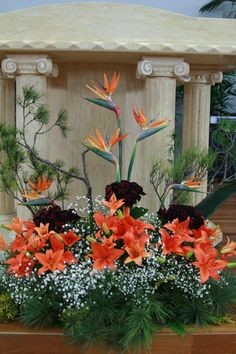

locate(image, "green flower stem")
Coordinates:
117 115 123 179
115 159 121 182
227 262 236 269
127 140 137 181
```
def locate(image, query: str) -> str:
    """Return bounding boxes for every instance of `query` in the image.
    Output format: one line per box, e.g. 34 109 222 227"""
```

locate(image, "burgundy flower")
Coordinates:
105 180 145 208
158 204 204 230
33 206 80 232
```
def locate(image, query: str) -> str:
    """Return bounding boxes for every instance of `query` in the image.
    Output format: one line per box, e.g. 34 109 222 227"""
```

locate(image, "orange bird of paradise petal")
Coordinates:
102 193 125 215
132 107 147 128
87 73 120 100
35 249 65 275
22 190 40 200
28 176 52 193
85 128 127 152
181 175 204 188
132 107 168 131
109 129 128 148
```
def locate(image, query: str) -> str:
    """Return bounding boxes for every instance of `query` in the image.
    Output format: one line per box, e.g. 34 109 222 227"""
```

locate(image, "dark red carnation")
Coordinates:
105 180 145 208
158 204 204 230
33 205 80 232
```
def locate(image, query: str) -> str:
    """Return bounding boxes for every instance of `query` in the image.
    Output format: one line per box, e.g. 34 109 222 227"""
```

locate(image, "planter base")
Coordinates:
0 321 236 354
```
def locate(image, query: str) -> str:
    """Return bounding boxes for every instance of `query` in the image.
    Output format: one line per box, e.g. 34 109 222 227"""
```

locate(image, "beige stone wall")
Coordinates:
43 62 164 209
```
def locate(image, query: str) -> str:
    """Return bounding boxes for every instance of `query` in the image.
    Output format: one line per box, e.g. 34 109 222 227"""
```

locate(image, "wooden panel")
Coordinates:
211 194 236 235
1 322 236 354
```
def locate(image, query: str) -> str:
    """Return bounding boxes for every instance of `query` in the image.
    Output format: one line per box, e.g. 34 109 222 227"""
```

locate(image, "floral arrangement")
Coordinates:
0 74 236 353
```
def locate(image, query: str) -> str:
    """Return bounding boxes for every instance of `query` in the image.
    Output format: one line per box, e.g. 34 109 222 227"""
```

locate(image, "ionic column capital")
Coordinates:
137 57 190 81
1 54 59 79
187 70 223 85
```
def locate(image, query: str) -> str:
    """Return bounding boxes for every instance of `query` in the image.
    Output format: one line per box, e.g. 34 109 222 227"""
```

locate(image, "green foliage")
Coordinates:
209 271 236 315
0 85 80 214
0 293 18 322
20 295 61 328
0 123 26 195
150 147 215 205
130 207 148 219
211 73 236 115
63 288 170 353
34 104 50 124
56 109 70 137
199 0 236 16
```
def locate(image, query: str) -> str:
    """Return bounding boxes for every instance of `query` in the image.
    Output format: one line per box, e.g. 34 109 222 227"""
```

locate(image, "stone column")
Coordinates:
183 70 223 204
136 57 190 210
1 55 59 217
0 75 16 230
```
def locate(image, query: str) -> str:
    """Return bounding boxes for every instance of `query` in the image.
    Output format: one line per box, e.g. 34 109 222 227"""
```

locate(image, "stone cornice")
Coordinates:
0 3 236 56
137 57 190 81
0 41 236 56
1 55 59 79
187 70 223 85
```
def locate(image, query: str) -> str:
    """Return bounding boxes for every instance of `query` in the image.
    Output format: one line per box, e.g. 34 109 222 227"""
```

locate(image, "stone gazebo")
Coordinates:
0 3 236 223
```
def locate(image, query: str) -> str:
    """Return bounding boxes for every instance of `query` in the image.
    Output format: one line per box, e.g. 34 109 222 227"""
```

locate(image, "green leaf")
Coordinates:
21 197 52 206
82 143 115 164
171 184 204 193
195 182 236 218
130 207 148 219
83 97 116 112
137 124 168 142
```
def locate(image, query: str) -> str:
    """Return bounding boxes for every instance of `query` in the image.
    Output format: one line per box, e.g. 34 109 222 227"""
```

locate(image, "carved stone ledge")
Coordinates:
1 55 59 79
137 57 190 81
187 70 223 85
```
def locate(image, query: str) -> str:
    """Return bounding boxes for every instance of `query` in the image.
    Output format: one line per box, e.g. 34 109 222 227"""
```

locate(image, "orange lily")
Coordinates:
60 230 81 247
89 242 124 270
160 228 186 256
62 250 78 264
4 216 24 235
10 235 27 253
102 193 125 215
5 253 35 277
220 237 236 257
163 218 193 243
27 235 47 253
86 73 120 101
193 246 227 283
34 223 50 239
35 249 65 275
124 241 150 266
0 235 7 251
28 176 52 193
